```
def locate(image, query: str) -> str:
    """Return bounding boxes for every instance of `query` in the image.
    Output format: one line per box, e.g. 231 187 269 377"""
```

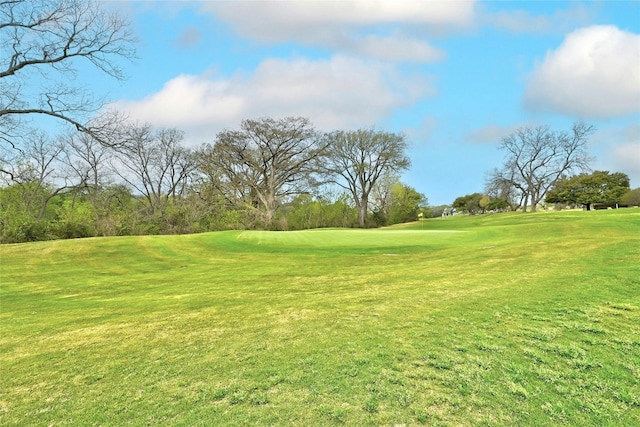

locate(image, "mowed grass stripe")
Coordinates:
237 228 467 250
1 209 639 426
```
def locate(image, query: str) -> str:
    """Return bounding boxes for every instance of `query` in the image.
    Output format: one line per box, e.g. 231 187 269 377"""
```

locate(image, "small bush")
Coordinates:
2 220 53 243
54 221 93 239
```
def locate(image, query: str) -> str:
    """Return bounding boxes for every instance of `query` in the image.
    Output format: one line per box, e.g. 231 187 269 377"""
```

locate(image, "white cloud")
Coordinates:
205 1 475 31
112 56 433 144
592 123 640 187
611 141 640 182
200 1 475 62
352 34 445 62
484 4 593 34
524 25 640 119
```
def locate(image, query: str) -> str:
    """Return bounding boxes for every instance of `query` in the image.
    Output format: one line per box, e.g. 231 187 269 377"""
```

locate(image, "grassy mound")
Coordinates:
1 210 639 425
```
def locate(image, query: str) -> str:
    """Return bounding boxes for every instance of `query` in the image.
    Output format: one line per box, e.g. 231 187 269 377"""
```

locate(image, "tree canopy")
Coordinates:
387 182 426 225
545 171 630 208
620 188 640 207
452 193 483 214
199 117 324 228
495 122 594 212
319 129 410 227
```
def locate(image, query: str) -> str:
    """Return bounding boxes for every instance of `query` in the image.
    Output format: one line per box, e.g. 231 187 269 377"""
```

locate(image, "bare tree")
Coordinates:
112 124 194 216
193 143 241 219
3 130 79 220
60 131 113 227
62 132 111 191
484 167 521 211
205 117 324 227
497 122 594 212
0 0 136 148
156 128 195 203
320 129 410 227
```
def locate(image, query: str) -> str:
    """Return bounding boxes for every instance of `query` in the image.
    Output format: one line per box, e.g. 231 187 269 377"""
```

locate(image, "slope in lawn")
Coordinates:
1 210 639 426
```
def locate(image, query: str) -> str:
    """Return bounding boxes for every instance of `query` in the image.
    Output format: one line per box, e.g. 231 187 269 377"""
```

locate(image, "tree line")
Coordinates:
451 122 637 215
2 0 638 243
0 117 428 243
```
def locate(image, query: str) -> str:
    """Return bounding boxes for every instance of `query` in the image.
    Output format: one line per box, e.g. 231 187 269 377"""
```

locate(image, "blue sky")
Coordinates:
97 0 639 205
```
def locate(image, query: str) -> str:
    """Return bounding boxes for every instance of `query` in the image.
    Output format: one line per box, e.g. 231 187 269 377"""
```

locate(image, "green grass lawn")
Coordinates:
1 209 639 426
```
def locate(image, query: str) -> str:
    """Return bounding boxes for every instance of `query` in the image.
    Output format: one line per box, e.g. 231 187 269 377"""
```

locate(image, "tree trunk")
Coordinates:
358 197 368 227
264 208 275 228
264 193 277 228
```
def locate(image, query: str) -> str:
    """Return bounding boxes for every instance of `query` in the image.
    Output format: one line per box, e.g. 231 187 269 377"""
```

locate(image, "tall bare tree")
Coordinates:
112 124 195 216
204 117 324 227
62 132 111 192
320 129 410 227
0 0 136 152
496 122 594 212
60 131 114 229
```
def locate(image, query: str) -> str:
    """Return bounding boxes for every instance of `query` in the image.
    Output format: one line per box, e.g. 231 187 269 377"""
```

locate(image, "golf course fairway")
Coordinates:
1 209 639 425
